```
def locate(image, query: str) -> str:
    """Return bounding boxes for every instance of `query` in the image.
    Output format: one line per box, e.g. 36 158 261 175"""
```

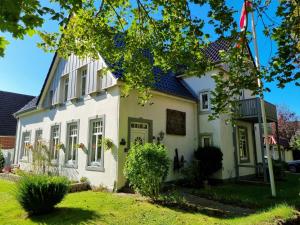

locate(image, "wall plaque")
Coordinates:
166 109 186 135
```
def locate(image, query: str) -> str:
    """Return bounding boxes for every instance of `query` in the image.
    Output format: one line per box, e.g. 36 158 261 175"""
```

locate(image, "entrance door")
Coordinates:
130 122 149 145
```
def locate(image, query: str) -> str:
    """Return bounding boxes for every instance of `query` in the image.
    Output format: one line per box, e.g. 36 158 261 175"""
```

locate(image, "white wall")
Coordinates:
117 90 198 188
16 86 120 189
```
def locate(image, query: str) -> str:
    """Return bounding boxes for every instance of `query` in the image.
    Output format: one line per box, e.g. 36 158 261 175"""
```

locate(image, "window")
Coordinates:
21 132 31 161
50 125 60 161
88 118 104 167
66 123 78 166
239 90 245 100
34 130 43 151
63 77 69 102
238 127 249 162
201 135 212 147
80 68 87 96
200 91 210 111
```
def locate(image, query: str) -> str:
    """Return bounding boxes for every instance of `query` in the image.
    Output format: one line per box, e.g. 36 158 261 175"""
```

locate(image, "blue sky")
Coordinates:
0 1 299 115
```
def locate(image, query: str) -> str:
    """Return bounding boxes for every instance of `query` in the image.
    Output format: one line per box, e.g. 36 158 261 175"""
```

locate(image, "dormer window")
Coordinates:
63 77 69 102
200 91 210 111
80 68 87 97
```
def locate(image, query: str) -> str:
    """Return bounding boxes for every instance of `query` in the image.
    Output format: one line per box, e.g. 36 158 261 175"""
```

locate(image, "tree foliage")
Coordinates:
272 105 299 141
0 0 299 117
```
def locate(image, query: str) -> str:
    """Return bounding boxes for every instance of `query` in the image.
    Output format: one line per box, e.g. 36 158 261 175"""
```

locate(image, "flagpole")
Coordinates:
250 6 276 197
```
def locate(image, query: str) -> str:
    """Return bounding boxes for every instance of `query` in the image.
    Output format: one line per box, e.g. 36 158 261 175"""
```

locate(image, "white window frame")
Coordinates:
87 116 105 171
238 126 250 162
200 91 210 111
65 121 79 167
50 125 60 162
20 131 31 161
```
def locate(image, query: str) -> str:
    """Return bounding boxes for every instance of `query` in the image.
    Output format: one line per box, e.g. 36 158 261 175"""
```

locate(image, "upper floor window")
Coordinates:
66 122 78 166
80 68 87 96
63 77 69 102
200 91 210 111
238 127 250 162
50 125 60 161
21 131 31 161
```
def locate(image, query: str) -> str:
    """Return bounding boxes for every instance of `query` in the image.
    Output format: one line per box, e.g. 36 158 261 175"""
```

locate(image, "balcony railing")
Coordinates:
236 98 277 122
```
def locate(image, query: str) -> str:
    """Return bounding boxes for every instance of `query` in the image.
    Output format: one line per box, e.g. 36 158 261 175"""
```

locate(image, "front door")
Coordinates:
130 122 149 145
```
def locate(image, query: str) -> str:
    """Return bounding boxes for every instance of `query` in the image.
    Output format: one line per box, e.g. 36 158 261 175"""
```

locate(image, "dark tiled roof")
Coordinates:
0 91 35 135
17 39 234 115
152 67 196 100
204 39 232 63
14 97 38 116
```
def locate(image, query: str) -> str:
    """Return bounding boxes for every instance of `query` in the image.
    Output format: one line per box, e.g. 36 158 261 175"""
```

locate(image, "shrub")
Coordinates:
16 174 70 215
0 150 5 172
194 146 223 179
124 143 170 199
183 146 223 186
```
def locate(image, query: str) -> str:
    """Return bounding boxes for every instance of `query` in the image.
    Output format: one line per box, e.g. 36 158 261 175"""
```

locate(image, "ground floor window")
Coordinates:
50 125 60 161
88 118 104 167
238 127 250 162
21 132 31 161
35 129 43 150
66 122 78 166
200 134 212 147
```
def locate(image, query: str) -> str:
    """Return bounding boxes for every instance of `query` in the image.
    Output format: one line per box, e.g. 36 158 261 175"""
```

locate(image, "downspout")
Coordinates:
232 124 239 180
115 86 121 191
196 102 200 149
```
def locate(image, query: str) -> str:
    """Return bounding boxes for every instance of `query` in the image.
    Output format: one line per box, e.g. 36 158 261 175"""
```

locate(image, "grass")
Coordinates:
189 173 300 210
0 178 298 225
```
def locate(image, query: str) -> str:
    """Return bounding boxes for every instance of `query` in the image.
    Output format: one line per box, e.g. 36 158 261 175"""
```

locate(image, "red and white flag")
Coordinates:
240 1 252 31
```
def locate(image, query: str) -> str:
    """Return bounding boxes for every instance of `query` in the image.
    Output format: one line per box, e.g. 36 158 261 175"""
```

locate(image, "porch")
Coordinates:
233 97 279 182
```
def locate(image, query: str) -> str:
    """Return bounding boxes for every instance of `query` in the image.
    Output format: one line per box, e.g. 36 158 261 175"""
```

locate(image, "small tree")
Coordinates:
290 133 300 150
31 141 58 175
124 143 170 200
183 146 223 187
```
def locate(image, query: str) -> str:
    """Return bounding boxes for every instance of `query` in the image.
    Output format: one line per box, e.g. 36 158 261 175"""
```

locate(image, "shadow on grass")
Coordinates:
153 200 254 219
29 207 101 225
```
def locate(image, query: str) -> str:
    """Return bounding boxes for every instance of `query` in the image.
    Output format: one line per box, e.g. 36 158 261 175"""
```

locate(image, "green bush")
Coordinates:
0 150 4 172
124 143 170 199
183 146 223 187
194 146 223 179
16 174 70 215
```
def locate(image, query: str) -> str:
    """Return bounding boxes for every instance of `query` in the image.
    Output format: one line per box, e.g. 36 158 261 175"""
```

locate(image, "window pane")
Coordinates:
239 128 248 161
203 137 210 147
64 78 69 102
50 126 59 160
81 69 87 96
96 134 102 161
67 123 78 163
202 93 208 109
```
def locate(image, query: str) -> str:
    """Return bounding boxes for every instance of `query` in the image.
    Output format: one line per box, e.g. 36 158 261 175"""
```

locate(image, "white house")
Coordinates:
14 39 279 189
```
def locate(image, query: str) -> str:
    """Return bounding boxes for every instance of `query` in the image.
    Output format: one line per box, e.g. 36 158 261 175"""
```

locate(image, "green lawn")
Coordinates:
0 179 298 225
190 173 300 210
